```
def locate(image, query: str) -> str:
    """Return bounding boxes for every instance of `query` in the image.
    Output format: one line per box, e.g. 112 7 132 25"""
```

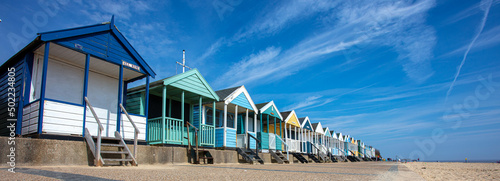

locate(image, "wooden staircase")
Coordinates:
83 98 139 167
190 148 214 164
292 153 308 163
236 148 264 164
85 129 137 166
307 153 322 163
269 150 289 164
318 151 331 163
328 153 338 162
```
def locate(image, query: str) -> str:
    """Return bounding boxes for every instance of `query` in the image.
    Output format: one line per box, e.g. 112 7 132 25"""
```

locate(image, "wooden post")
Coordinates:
199 96 202 145
213 101 216 146
266 114 269 133
181 91 184 143
234 105 238 146
162 85 166 143
273 117 276 135
223 104 227 147
245 108 248 147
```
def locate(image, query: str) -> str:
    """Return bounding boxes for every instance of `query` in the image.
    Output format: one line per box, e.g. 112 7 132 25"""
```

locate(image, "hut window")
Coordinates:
227 114 235 128
248 117 255 132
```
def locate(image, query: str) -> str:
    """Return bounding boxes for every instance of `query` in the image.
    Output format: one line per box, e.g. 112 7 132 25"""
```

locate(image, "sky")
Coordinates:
1 0 500 161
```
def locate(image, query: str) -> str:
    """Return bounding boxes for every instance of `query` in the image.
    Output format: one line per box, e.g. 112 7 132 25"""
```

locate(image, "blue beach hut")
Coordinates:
298 117 313 153
205 86 258 149
0 17 155 140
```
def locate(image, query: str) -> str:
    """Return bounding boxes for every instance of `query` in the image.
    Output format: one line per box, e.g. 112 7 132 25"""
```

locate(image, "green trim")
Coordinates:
163 68 220 101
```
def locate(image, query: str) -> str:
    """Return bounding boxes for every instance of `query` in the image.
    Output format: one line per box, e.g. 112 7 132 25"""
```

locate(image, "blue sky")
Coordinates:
1 0 500 161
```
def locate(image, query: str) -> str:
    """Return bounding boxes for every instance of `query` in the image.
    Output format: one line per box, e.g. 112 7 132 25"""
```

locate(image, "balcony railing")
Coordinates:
200 124 215 146
147 116 183 144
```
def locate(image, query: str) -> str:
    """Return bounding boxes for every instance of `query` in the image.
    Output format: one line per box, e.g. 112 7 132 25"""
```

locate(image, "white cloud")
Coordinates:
446 0 493 102
214 0 438 88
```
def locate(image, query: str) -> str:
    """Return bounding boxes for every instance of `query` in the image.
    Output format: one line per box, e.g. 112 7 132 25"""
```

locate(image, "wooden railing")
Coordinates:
84 97 104 166
147 117 162 143
275 135 289 160
200 124 215 146
147 116 184 144
185 121 199 164
247 133 260 154
119 104 140 159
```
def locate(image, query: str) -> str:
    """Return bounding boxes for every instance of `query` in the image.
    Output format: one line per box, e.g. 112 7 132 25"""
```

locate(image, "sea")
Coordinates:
421 160 500 163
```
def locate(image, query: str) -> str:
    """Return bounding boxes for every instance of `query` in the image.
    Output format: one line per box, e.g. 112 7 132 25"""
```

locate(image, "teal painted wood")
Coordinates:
258 132 269 149
249 132 256 149
275 134 282 151
193 105 200 128
200 124 215 146
125 92 142 115
226 128 237 148
147 117 162 143
215 128 224 147
230 92 253 110
163 69 219 101
166 117 183 143
146 116 184 144
181 126 197 146
262 105 280 119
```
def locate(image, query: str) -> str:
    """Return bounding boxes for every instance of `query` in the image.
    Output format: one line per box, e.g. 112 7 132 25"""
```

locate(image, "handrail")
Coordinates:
85 97 104 131
309 141 321 155
275 135 289 160
120 104 140 133
119 103 139 160
84 97 104 166
247 133 260 157
185 121 199 164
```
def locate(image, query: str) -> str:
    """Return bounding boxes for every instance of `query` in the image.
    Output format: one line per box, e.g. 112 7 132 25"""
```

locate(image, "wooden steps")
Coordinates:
84 129 138 166
307 153 321 163
269 150 289 164
191 148 214 164
236 148 264 164
292 153 308 163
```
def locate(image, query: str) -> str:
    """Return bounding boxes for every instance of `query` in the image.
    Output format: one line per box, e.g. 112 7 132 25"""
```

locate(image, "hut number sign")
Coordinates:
122 60 141 71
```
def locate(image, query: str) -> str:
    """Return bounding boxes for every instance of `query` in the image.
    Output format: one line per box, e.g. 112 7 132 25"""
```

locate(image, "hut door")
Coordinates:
237 114 245 134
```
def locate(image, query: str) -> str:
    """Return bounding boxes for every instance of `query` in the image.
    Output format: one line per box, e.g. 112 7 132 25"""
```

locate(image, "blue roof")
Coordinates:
38 16 155 78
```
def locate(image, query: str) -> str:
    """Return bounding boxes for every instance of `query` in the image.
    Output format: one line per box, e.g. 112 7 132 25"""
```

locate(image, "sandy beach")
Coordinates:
404 162 500 181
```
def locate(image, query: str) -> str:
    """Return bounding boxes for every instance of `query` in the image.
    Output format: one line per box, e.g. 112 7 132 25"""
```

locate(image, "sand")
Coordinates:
404 162 500 181
1 162 423 180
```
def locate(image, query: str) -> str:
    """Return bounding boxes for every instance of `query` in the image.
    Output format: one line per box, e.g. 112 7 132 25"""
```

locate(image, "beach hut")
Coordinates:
311 122 324 154
255 101 284 151
323 127 331 154
281 110 301 152
329 130 338 155
126 68 219 147
343 135 351 156
298 117 313 153
350 137 359 157
0 17 156 140
357 140 364 158
206 86 257 149
336 132 345 156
